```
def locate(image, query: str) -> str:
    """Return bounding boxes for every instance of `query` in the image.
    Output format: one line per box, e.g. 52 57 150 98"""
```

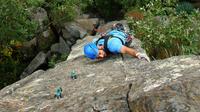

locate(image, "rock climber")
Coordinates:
83 23 150 62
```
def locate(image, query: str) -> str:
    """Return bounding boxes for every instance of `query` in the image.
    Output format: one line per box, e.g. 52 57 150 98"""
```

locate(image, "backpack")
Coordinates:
95 33 132 54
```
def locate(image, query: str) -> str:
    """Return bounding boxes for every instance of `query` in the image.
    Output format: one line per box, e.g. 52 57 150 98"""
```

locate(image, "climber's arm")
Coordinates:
120 46 150 62
120 45 138 58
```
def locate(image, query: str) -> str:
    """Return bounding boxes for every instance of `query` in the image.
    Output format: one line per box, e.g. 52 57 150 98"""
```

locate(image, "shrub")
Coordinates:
46 0 78 25
0 55 28 89
128 9 200 59
48 53 68 68
0 0 39 88
176 2 194 14
0 0 38 44
0 0 81 89
82 0 151 20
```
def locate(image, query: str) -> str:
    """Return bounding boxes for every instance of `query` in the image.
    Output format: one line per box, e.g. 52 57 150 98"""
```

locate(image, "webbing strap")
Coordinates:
95 35 124 54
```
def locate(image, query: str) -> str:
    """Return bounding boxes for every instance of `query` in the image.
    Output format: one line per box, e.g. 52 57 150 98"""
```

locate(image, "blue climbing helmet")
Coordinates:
84 42 99 59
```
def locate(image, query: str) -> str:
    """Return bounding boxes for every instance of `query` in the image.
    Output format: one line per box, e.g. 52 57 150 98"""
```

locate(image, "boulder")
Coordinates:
66 40 73 47
37 29 56 51
68 37 77 45
75 18 100 32
78 14 90 19
98 20 130 34
154 16 170 26
50 37 70 55
20 52 47 79
21 29 56 60
62 22 87 40
21 38 38 59
30 7 48 30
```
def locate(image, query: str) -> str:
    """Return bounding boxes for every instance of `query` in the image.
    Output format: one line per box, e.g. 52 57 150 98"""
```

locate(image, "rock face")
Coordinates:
20 51 47 79
1 21 200 112
21 20 88 79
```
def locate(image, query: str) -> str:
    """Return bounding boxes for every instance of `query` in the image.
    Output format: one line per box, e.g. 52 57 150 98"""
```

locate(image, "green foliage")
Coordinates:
17 0 45 7
0 0 39 88
60 53 68 61
0 0 38 44
82 0 151 20
27 0 44 7
0 58 17 88
0 0 81 89
176 2 194 14
48 0 77 24
48 53 68 68
79 0 94 12
140 0 179 16
128 9 200 59
48 54 57 68
120 0 149 10
1 46 13 57
18 0 80 25
82 0 181 20
0 53 28 89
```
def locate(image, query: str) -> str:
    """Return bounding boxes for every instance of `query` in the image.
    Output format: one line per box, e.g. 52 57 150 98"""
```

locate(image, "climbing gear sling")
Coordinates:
95 34 132 54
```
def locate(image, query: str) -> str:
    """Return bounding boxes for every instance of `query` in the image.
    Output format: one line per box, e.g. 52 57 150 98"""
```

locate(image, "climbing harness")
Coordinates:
95 34 132 55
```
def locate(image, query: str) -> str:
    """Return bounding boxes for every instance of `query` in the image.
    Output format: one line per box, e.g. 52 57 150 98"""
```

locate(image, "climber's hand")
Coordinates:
136 53 150 62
